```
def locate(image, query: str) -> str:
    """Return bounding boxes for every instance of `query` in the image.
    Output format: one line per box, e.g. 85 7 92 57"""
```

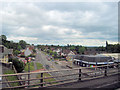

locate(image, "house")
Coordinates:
66 51 76 61
53 48 62 55
60 49 71 57
26 45 34 50
59 49 76 60
0 45 13 63
50 47 55 51
24 47 32 56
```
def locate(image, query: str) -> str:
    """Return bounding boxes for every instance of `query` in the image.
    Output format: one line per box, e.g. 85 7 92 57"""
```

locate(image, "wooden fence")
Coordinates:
0 63 120 89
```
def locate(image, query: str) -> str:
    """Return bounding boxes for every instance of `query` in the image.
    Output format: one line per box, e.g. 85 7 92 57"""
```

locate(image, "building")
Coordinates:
73 55 114 67
53 48 62 55
66 51 76 61
24 45 35 56
24 47 32 56
0 45 13 63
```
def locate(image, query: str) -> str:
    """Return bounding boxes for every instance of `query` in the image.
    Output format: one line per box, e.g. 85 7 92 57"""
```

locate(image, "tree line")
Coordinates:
106 41 120 53
0 35 30 55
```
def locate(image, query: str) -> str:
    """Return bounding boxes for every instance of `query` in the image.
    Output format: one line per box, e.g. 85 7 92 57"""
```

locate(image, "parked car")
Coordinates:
32 57 35 61
48 58 50 61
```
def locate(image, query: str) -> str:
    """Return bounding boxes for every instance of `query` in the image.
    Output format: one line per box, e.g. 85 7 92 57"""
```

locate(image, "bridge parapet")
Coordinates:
0 63 120 89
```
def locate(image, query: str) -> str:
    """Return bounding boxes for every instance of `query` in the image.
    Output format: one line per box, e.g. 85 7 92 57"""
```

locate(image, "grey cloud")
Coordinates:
2 2 118 46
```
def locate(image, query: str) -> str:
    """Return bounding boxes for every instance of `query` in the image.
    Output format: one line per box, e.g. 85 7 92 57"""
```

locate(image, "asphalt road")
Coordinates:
35 50 78 81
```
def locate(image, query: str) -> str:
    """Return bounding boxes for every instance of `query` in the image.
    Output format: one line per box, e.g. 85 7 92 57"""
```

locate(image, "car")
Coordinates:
48 58 50 61
32 57 35 61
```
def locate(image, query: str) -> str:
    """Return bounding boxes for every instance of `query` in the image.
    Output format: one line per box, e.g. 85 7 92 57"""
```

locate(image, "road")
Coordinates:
35 49 78 81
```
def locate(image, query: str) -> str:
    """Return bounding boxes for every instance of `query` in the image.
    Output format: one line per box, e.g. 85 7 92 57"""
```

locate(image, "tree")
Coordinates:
19 40 27 49
70 45 75 51
17 44 22 50
33 49 36 53
13 50 20 56
53 52 57 58
1 35 7 40
78 47 86 54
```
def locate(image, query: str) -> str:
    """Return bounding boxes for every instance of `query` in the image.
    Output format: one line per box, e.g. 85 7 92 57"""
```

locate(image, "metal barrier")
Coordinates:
0 63 120 89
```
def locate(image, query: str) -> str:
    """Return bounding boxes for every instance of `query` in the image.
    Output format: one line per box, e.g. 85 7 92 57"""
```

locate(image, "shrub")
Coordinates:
12 58 25 73
20 54 25 58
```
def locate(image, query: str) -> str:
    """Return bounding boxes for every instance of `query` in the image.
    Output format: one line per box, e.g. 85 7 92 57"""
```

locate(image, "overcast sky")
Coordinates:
1 1 118 46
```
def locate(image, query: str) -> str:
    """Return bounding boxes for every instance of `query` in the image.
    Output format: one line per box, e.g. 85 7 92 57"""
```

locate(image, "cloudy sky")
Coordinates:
1 1 118 46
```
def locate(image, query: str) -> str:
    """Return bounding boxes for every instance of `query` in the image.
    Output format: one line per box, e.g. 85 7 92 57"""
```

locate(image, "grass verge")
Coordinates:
54 62 58 64
36 62 44 70
24 62 35 72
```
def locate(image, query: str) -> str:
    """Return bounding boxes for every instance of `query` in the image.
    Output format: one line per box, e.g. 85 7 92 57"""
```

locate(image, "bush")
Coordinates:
12 58 25 73
20 54 25 58
33 49 36 53
8 58 12 62
13 50 20 56
28 54 35 57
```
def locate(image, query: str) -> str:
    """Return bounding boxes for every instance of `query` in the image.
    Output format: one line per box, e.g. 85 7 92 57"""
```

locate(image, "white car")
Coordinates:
32 57 35 61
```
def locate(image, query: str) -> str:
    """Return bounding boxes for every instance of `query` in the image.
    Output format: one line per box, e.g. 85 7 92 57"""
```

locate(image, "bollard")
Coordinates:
40 73 43 87
78 69 81 81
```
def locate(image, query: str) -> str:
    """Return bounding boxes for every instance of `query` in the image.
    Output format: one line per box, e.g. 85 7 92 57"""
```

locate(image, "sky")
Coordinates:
0 0 119 46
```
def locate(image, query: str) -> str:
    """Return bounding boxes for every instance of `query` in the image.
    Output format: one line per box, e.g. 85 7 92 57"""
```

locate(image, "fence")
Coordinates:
0 63 120 89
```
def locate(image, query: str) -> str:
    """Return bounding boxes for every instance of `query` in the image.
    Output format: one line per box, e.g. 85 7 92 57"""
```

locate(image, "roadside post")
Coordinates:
78 69 81 81
40 73 43 87
28 57 31 86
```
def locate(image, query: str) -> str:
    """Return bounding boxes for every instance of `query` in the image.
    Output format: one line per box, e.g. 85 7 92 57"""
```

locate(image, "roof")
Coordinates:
75 55 113 62
8 49 13 54
62 49 71 54
0 45 13 55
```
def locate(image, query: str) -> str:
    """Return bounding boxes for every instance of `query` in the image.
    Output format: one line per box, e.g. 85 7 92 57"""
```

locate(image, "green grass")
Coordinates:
4 70 20 87
24 62 35 72
54 62 58 64
36 62 44 69
41 51 47 55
